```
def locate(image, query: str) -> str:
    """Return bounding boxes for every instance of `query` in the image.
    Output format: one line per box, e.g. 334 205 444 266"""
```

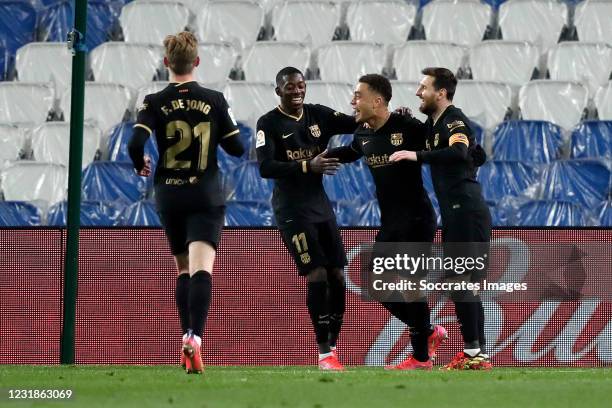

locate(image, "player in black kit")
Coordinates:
256 67 358 370
129 32 245 374
390 67 492 370
327 74 448 370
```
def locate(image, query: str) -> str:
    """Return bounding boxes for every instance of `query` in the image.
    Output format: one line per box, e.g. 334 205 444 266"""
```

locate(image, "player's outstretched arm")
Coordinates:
326 146 362 164
220 133 245 157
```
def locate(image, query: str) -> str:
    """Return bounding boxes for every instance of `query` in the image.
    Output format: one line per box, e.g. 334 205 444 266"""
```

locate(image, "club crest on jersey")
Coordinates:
390 133 403 146
447 120 465 132
309 124 321 138
434 133 440 147
300 252 311 264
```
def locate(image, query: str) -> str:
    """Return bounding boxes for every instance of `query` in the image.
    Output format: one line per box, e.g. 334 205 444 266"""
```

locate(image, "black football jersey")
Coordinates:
256 104 357 223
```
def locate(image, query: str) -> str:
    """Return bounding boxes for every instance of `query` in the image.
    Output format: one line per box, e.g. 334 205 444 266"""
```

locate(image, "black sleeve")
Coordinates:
416 114 470 164
316 104 358 136
220 133 245 157
128 126 150 171
217 93 241 140
395 113 428 148
255 117 302 178
327 137 363 163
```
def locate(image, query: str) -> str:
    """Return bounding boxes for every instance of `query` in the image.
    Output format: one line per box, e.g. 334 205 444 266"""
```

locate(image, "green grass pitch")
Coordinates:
1 366 611 408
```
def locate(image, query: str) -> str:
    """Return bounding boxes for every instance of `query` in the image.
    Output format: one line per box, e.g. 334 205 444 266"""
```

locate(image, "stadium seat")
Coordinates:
225 200 274 226
0 44 7 80
0 201 41 226
597 200 612 226
0 161 67 205
60 82 133 134
134 81 169 111
346 0 417 44
303 81 354 115
469 40 539 86
570 121 612 160
47 200 122 226
223 81 277 125
138 0 201 15
331 201 357 227
217 123 253 173
0 1 36 55
0 124 27 170
90 42 164 90
31 122 101 168
15 42 73 92
477 161 541 203
421 0 492 46
574 0 612 44
355 199 381 227
392 41 465 82
195 0 265 51
194 42 238 85
453 80 513 130
116 200 161 226
316 41 386 82
547 42 612 96
226 161 273 201
0 82 55 123
595 82 612 120
241 41 310 82
270 0 342 47
487 201 508 227
511 200 588 227
81 161 149 204
498 0 568 50
389 81 428 122
491 120 563 163
518 80 588 131
323 162 376 205
119 1 192 44
328 133 353 149
37 0 124 50
107 121 159 164
535 160 610 208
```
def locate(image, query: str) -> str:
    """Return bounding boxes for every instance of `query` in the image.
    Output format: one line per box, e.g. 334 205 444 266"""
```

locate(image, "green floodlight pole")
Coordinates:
60 0 88 365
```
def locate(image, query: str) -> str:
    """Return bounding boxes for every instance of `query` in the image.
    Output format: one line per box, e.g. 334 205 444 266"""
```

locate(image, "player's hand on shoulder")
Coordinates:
393 106 413 118
389 150 417 162
309 149 340 175
137 155 152 177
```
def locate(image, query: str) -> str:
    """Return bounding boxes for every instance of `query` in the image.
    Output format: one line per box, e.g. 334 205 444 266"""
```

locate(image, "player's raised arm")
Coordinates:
327 138 363 163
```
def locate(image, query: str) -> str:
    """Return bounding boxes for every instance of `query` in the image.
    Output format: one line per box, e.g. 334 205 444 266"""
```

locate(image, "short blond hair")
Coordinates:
163 31 198 75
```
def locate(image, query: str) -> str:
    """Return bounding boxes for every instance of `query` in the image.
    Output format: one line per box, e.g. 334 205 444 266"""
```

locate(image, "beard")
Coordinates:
419 99 437 116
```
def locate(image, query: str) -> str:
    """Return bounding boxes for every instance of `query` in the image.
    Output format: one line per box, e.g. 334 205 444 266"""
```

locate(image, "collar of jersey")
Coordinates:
277 105 303 121
172 80 196 87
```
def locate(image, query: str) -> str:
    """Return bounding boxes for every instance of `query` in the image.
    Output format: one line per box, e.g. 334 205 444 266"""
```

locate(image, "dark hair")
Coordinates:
421 67 457 101
358 74 392 104
276 66 304 87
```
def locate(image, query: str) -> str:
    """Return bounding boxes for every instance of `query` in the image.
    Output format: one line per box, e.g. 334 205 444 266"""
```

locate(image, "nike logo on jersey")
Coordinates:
282 133 293 139
362 140 371 145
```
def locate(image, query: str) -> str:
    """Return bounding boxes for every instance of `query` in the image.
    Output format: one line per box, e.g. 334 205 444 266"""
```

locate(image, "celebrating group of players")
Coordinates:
129 32 492 374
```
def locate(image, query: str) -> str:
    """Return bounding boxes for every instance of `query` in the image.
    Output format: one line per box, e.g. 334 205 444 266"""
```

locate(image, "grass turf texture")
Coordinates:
1 366 610 408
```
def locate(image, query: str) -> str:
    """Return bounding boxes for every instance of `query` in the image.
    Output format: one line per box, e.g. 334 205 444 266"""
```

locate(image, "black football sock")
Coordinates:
307 281 331 354
478 298 487 354
188 270 212 338
381 301 432 362
175 273 190 335
452 291 480 350
327 273 346 348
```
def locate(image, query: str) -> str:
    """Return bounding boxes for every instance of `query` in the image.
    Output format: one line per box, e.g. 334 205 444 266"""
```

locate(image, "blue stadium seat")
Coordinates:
107 121 159 164
355 199 381 226
492 120 564 163
537 160 610 208
477 161 541 203
82 161 150 204
323 161 375 204
487 201 508 227
597 200 612 226
331 201 357 227
225 200 274 226
570 120 612 159
116 200 161 226
512 200 588 227
47 200 121 226
217 123 252 173
37 0 124 50
0 43 7 80
0 1 36 58
226 161 273 201
0 201 41 226
471 120 485 148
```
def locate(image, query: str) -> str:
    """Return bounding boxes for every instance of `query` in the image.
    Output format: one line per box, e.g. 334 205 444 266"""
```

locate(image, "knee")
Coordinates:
305 267 327 283
327 267 345 286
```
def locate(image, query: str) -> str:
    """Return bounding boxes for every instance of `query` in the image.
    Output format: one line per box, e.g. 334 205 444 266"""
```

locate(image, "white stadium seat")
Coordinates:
304 81 353 115
223 81 277 125
574 0 612 44
134 81 169 111
1 161 67 205
0 82 54 123
195 42 238 85
90 42 163 90
422 0 492 46
242 41 310 82
469 40 539 86
119 1 192 44
196 0 265 51
15 42 73 93
547 42 612 96
271 0 341 47
31 122 101 169
316 41 386 82
136 0 201 15
346 0 417 44
453 80 513 130
60 82 133 134
0 124 27 170
595 82 612 121
519 80 588 131
393 41 465 82
498 0 568 51
389 81 427 122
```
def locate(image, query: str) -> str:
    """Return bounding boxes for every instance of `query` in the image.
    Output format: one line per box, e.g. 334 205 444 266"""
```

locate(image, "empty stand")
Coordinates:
597 200 612 226
0 1 37 55
595 82 612 120
0 124 27 169
304 81 354 115
0 82 55 123
511 200 588 227
469 40 539 86
389 81 428 122
477 161 541 202
135 81 169 110
323 162 376 205
570 120 612 160
242 41 310 82
422 0 492 46
317 41 386 81
1 161 67 205
225 200 274 226
271 0 341 47
90 42 163 89
81 161 150 204
194 42 238 84
31 122 101 168
107 121 159 163
0 201 41 226
393 41 465 82
116 200 161 226
223 81 277 124
15 42 73 92
519 80 588 131
355 199 381 227
47 200 121 226
346 0 417 44
119 1 191 44
453 80 513 130
225 161 273 201
492 120 563 163
574 0 612 44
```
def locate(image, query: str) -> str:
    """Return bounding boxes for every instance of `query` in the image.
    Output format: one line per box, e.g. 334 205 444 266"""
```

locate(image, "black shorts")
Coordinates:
159 206 225 255
376 215 437 243
279 218 347 276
